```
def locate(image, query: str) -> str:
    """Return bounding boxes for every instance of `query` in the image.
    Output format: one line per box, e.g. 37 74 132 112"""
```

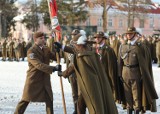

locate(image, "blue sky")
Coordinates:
152 0 160 3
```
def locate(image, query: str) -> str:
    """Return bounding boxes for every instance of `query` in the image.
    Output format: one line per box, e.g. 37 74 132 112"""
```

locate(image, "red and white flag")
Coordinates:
49 0 61 31
48 0 61 41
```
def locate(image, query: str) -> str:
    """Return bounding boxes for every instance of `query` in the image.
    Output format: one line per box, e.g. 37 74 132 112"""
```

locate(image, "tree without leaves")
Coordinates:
21 0 39 32
0 0 18 38
116 0 152 27
88 0 112 32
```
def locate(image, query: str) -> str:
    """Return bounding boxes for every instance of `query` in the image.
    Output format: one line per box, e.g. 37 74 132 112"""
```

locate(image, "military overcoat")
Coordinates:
98 44 121 101
63 46 118 114
22 44 56 102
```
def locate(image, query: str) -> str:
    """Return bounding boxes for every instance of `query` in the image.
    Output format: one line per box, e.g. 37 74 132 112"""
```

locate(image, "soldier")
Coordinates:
94 31 121 102
118 27 158 114
46 33 54 52
2 39 7 61
8 38 15 61
0 42 1 56
156 37 160 67
62 29 80 114
152 36 158 63
14 32 61 114
21 38 26 61
109 34 121 58
146 36 154 62
55 31 118 114
26 38 32 53
62 35 70 63
14 39 22 61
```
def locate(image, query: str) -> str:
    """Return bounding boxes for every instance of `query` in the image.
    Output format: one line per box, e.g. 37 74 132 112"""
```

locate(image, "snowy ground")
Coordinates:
0 58 160 114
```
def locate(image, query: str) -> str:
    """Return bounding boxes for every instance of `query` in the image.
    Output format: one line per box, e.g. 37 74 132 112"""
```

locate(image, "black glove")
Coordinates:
54 42 62 48
54 42 62 53
58 71 63 77
119 76 125 83
53 65 61 72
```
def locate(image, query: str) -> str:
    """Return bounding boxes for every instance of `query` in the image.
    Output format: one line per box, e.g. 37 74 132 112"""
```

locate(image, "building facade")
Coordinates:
12 0 160 41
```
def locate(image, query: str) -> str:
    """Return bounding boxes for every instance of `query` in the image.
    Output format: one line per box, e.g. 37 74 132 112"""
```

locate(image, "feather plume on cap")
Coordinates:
71 30 87 45
80 30 86 36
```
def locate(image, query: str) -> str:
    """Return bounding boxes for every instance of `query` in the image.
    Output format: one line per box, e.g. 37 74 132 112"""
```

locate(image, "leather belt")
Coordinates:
124 64 139 68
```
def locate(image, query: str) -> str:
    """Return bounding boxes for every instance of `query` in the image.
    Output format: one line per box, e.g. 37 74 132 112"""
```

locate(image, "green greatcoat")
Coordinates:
22 44 56 102
73 51 118 114
138 42 158 112
110 39 121 58
98 44 121 102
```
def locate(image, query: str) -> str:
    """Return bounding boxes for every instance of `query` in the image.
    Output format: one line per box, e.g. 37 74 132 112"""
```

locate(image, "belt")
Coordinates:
123 64 139 68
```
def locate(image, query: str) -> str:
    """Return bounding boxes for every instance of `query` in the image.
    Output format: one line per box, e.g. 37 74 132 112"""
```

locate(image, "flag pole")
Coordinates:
47 0 67 114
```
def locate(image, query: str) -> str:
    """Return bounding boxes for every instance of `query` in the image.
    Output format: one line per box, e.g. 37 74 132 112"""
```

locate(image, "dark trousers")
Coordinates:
14 93 53 114
69 73 78 104
77 94 86 114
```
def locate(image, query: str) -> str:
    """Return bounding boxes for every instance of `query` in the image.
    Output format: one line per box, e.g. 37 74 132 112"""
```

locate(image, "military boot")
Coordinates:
127 109 132 114
134 110 139 114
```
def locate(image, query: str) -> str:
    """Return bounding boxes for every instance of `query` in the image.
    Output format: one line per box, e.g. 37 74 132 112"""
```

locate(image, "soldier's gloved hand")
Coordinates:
119 76 125 83
53 65 61 72
54 42 62 48
58 71 63 77
54 42 62 53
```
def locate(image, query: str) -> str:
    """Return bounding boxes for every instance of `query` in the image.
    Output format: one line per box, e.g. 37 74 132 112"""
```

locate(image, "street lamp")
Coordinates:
0 10 2 39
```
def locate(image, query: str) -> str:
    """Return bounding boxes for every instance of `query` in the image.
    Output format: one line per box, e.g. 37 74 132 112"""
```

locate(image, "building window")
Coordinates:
119 19 123 27
139 19 144 28
86 18 90 26
150 17 154 28
108 18 113 27
97 18 102 27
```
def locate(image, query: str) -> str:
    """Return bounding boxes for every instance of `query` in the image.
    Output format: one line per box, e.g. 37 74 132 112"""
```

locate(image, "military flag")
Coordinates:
48 0 61 41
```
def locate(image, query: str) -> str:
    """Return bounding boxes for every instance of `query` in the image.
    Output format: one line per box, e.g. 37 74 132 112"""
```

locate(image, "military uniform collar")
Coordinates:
99 42 105 48
128 37 138 45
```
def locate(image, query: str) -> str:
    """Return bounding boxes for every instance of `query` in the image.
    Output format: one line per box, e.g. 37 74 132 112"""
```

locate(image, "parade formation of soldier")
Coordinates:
0 37 32 62
0 26 159 114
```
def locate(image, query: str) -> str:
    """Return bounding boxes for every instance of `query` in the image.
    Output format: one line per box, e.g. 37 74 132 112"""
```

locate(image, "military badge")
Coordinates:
132 53 136 57
29 53 35 59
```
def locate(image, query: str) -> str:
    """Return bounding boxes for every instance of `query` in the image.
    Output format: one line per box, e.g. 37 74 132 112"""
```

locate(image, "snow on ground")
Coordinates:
0 58 160 114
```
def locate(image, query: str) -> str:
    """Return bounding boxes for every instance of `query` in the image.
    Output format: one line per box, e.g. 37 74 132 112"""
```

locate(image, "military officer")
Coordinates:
152 36 158 63
14 32 61 114
156 37 160 67
94 31 121 102
55 31 118 114
118 27 158 114
109 34 121 58
62 29 80 114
